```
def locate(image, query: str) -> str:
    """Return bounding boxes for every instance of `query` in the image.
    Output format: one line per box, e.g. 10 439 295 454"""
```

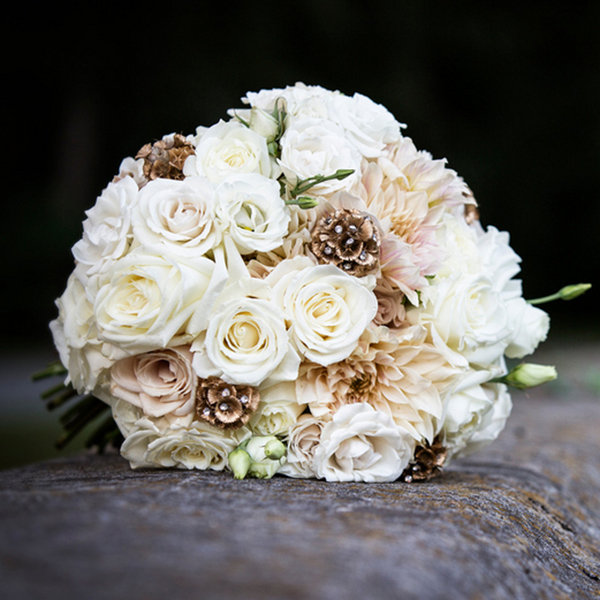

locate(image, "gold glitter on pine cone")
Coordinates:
310 208 380 276
135 134 195 181
195 377 260 429
401 438 448 482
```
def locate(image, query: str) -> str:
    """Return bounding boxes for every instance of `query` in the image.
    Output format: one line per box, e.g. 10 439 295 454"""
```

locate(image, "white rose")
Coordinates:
110 346 197 418
131 177 221 259
120 419 249 470
72 176 138 282
328 92 402 158
249 382 304 437
278 413 325 478
183 120 274 182
278 117 362 196
192 279 300 387
444 382 512 459
94 249 226 351
242 82 337 116
50 273 125 392
215 173 290 254
313 403 414 482
268 258 377 366
504 298 550 358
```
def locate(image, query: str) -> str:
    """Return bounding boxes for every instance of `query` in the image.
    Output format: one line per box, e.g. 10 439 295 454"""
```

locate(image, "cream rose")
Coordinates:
278 413 326 478
110 346 196 418
131 177 221 259
192 279 300 387
94 250 226 351
183 120 274 182
328 92 402 158
249 382 304 437
72 176 138 282
313 403 414 482
268 258 377 366
214 173 290 254
278 117 362 196
120 419 249 470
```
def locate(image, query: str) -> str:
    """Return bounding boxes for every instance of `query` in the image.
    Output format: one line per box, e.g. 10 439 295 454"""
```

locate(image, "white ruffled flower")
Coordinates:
267 257 377 366
249 382 304 437
183 120 275 182
214 173 290 254
131 177 221 259
72 176 138 283
278 117 362 196
94 249 227 352
115 157 146 187
278 413 326 478
328 92 403 158
504 298 550 358
120 418 249 470
191 278 300 387
313 403 414 482
443 382 512 459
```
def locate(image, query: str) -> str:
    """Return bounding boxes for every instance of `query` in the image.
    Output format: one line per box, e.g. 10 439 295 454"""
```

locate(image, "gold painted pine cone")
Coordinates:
401 438 448 482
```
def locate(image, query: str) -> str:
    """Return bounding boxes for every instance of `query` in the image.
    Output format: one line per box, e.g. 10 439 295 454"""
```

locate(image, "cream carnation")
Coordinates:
110 346 196 418
184 120 274 182
267 257 377 366
313 403 414 482
131 177 221 259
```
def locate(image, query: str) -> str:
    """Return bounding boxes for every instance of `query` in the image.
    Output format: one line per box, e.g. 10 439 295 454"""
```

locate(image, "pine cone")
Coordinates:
463 187 480 224
401 438 448 482
310 208 380 276
135 134 195 182
196 377 260 429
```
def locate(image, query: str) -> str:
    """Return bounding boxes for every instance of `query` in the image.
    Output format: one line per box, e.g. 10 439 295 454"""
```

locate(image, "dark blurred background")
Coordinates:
1 1 598 467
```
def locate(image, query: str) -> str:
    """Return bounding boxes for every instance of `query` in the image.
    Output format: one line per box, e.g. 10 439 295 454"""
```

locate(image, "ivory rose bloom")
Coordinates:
183 120 274 182
192 280 300 387
110 346 196 418
132 177 221 258
120 419 249 470
72 176 138 283
278 413 326 478
94 250 227 351
249 382 304 437
313 403 414 482
278 117 362 196
214 173 290 254
267 257 377 366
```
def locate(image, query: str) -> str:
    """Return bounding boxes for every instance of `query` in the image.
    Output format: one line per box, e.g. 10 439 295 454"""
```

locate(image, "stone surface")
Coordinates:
1 393 599 600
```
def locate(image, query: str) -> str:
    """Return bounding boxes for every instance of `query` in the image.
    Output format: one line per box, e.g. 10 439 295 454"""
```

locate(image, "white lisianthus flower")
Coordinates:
191 279 300 387
115 157 146 187
72 176 138 282
183 120 275 182
242 82 337 116
328 92 403 158
131 177 221 259
443 382 512 459
249 382 304 437
268 257 378 366
504 298 550 358
313 403 414 482
278 117 362 196
94 250 226 352
120 418 249 470
214 173 290 254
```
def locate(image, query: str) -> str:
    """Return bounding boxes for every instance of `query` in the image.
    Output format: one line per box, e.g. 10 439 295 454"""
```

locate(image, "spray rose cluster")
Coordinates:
50 83 555 482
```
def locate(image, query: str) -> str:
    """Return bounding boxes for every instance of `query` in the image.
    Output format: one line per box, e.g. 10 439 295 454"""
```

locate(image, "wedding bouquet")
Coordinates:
43 83 589 482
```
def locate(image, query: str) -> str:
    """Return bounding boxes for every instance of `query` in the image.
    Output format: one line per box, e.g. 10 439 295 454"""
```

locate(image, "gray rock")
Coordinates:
1 394 599 600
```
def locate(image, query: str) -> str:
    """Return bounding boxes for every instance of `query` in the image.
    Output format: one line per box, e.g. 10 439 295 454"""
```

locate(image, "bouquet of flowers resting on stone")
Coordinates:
40 83 590 482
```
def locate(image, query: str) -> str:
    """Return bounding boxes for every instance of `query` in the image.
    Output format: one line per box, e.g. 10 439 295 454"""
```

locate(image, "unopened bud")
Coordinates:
504 363 557 389
558 283 591 301
264 438 286 460
228 447 251 480
249 107 279 142
296 196 319 209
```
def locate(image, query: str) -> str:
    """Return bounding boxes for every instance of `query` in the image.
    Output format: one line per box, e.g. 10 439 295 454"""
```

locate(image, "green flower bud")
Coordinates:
264 438 286 460
248 460 281 479
504 363 558 389
296 196 319 209
228 447 252 480
558 283 591 301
